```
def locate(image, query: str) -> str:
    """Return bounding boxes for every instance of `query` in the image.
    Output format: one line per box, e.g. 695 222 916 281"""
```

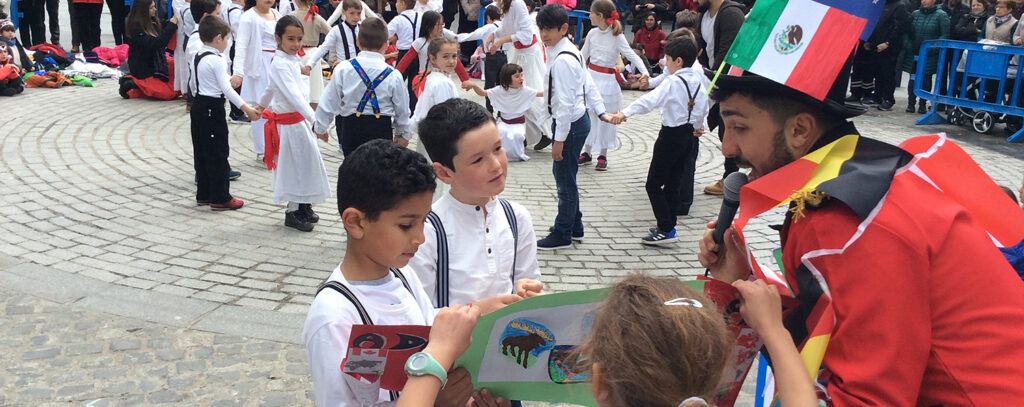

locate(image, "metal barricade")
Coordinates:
913 39 1024 142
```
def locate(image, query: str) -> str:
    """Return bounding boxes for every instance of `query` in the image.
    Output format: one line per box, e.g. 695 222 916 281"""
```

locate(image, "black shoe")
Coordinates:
0 88 16 97
917 102 927 114
861 97 879 106
533 135 552 151
537 234 573 250
905 104 915 113
285 211 314 232
548 226 583 242
228 169 241 180
878 101 894 111
300 203 319 223
119 77 136 99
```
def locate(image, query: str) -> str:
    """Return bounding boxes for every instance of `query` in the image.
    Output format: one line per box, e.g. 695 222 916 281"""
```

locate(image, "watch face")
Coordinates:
408 353 428 370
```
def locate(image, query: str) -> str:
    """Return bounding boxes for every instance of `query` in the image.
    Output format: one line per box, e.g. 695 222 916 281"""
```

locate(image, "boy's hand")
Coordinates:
316 132 329 142
606 112 626 125
732 279 784 335
434 368 473 407
426 304 481 367
301 65 312 76
697 219 752 283
461 80 475 91
551 141 564 161
170 15 178 24
394 135 410 147
230 75 242 88
242 104 260 121
515 279 543 298
475 294 521 314
695 127 704 137
471 389 511 407
639 76 649 90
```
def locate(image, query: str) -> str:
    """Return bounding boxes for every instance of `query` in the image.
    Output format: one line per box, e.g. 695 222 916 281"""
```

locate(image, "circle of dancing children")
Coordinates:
467 64 544 162
259 16 331 232
488 0 551 151
232 0 280 161
287 0 331 109
119 0 180 100
608 33 708 245
579 0 649 171
188 15 260 211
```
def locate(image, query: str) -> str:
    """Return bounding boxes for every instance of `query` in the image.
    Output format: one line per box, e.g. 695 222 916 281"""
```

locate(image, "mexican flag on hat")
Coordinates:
716 0 883 100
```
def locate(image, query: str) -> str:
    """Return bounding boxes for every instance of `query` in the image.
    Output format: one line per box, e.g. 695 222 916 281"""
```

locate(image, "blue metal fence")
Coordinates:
912 39 1024 142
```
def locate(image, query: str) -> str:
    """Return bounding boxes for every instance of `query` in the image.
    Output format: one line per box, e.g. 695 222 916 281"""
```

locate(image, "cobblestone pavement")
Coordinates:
2 27 1024 403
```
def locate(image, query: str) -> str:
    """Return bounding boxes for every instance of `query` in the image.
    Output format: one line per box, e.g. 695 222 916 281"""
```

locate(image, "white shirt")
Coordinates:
495 0 535 45
325 1 378 26
487 85 540 118
624 66 710 129
457 21 510 51
259 51 316 120
387 10 421 50
313 52 412 137
581 26 649 76
233 8 281 79
413 0 442 13
192 46 247 108
545 37 606 142
648 59 702 89
403 193 540 307
411 71 459 130
225 4 244 56
303 266 436 407
306 22 360 65
701 11 717 67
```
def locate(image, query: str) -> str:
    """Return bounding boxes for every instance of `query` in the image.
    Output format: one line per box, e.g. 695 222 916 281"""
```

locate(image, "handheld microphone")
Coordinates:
712 172 749 245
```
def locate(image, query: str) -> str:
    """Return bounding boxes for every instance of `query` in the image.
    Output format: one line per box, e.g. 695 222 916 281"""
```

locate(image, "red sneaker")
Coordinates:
595 155 608 171
211 198 244 211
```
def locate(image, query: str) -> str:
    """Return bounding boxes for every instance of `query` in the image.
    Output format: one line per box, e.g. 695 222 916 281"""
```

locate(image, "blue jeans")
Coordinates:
550 113 590 240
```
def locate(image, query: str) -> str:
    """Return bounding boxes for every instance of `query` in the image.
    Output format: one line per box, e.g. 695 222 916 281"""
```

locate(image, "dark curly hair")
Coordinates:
337 140 437 220
417 98 495 170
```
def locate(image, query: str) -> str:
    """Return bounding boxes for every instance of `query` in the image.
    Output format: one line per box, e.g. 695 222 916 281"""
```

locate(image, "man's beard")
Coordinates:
697 1 710 13
733 128 795 178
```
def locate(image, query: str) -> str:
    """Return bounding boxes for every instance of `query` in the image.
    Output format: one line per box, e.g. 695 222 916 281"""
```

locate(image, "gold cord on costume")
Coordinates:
789 190 829 222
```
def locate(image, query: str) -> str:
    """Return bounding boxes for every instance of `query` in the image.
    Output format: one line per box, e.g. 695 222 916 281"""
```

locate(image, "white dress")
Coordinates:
259 51 331 205
237 10 280 154
496 0 547 144
487 85 539 162
172 0 195 92
580 26 649 152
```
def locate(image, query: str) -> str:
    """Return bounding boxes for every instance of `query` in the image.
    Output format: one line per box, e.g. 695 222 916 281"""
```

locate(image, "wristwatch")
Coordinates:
405 352 448 388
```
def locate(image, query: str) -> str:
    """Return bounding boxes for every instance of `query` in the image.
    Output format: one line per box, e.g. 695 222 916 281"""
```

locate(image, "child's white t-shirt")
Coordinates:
411 71 459 128
303 265 437 407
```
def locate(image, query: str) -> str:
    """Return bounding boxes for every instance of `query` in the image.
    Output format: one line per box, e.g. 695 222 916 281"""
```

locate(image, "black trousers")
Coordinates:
191 95 233 204
66 0 80 47
44 0 59 43
340 114 393 156
18 0 46 46
907 61 933 106
396 48 419 111
0 76 26 95
75 3 103 52
104 0 126 44
849 46 875 100
647 124 699 232
874 48 899 104
483 50 507 113
707 103 738 178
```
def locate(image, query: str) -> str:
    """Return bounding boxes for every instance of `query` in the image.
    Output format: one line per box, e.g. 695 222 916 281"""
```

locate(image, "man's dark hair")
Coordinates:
358 17 388 50
674 9 699 31
536 4 568 31
484 5 501 22
199 15 232 43
664 36 697 68
337 139 437 221
709 86 843 131
191 0 220 26
418 98 495 170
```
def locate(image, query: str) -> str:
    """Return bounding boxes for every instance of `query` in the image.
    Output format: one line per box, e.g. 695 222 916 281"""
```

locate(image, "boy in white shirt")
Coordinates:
456 5 506 114
406 98 544 308
303 139 520 406
186 0 221 97
608 36 709 245
189 16 259 210
313 17 412 155
305 0 363 65
534 4 611 250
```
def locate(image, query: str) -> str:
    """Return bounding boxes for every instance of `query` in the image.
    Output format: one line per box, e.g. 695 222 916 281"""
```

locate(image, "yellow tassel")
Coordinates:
789 190 828 223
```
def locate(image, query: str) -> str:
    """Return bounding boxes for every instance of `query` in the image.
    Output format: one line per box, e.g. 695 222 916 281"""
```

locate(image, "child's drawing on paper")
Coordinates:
548 345 590 384
498 318 556 369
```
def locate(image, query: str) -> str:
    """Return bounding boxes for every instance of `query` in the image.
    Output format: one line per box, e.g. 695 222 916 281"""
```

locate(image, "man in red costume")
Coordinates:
698 69 1024 405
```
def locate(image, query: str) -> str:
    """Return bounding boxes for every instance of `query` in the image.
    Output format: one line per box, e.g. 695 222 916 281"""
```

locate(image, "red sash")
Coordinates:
513 34 538 49
587 63 625 84
261 110 306 171
499 115 526 125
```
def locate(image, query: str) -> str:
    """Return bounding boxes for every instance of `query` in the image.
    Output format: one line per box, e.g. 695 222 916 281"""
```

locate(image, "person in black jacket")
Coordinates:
942 0 970 32
630 0 670 32
121 0 180 100
952 0 988 40
694 0 744 196
851 0 909 110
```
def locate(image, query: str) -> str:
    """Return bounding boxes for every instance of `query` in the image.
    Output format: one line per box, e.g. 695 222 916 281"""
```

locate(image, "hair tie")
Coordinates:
0 20 13 30
664 297 703 307
305 5 319 21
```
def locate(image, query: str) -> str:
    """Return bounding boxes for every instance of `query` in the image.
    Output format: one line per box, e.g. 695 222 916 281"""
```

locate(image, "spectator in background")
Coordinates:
548 0 576 10
66 0 82 51
901 0 948 114
73 0 104 52
941 0 969 31
953 0 986 41
18 0 45 46
630 0 669 32
106 0 127 44
674 0 697 13
981 0 1017 42
855 0 909 111
632 11 665 72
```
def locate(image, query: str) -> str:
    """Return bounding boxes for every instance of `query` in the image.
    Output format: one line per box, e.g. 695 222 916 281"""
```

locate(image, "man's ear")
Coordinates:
786 112 820 156
432 162 455 186
341 207 368 239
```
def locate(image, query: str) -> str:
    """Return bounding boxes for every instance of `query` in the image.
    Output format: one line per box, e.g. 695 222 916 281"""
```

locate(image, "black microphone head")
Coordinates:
723 172 748 202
